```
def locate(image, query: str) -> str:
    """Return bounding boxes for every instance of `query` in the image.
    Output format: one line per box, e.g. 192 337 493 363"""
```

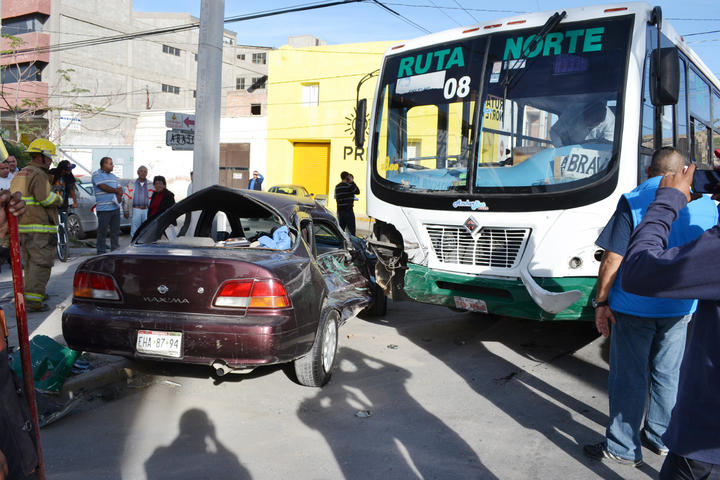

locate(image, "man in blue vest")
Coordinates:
583 147 718 467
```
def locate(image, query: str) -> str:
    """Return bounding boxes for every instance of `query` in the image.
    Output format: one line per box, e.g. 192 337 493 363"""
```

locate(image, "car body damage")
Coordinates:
62 186 385 386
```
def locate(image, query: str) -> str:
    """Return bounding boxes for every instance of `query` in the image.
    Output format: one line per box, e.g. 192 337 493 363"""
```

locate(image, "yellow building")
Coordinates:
266 40 395 222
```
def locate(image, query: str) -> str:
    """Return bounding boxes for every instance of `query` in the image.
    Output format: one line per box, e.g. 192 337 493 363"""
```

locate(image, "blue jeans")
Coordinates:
606 311 691 461
96 209 120 254
130 207 148 238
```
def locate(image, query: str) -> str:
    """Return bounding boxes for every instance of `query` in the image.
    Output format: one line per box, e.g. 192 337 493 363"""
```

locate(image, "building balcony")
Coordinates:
1 0 50 20
0 81 48 110
1 33 50 66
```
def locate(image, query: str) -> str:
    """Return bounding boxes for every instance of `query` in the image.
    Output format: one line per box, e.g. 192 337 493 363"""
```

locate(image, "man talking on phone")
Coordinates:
621 162 720 479
583 147 718 467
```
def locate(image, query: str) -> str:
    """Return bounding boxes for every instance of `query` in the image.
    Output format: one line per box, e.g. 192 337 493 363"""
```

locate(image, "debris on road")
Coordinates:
386 344 398 350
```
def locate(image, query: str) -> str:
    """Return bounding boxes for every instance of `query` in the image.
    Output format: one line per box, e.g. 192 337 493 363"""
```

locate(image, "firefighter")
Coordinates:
9 138 63 312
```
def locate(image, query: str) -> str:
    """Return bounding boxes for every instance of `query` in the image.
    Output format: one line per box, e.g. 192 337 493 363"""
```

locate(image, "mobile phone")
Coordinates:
692 168 720 194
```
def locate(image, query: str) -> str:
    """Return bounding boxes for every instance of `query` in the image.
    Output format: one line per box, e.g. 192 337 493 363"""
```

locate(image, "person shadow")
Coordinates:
298 346 498 479
145 408 251 480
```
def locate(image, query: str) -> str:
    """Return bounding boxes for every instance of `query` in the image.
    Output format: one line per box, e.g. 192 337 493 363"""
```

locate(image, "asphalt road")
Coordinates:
3 235 668 479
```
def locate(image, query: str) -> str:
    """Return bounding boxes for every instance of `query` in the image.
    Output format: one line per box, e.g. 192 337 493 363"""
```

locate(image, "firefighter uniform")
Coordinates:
10 164 62 309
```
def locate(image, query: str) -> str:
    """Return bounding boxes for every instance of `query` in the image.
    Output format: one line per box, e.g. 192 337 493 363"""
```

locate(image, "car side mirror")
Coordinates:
354 99 367 148
650 47 680 107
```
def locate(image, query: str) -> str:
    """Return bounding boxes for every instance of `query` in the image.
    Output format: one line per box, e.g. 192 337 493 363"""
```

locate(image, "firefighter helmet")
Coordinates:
26 138 57 159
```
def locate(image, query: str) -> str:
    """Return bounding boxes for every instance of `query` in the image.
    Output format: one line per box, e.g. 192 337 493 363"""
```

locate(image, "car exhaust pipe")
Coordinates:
212 360 255 377
212 361 228 377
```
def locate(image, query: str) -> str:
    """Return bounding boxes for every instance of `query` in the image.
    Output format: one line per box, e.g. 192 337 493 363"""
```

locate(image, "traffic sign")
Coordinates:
166 129 194 150
165 111 195 130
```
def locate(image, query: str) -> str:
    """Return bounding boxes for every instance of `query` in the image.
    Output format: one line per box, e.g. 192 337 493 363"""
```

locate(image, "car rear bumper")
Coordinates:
62 303 312 368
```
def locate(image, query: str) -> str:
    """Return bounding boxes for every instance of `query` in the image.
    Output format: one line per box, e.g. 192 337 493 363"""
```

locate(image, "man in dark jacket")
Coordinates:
622 163 720 479
334 171 360 235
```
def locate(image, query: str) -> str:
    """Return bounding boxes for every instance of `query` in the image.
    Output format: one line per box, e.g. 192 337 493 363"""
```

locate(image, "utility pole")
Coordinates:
193 0 224 190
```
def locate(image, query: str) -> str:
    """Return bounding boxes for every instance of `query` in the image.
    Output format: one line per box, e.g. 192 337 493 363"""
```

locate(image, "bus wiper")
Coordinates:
500 10 567 116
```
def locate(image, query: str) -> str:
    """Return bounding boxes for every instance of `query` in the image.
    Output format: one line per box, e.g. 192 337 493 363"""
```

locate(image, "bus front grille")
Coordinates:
425 225 531 269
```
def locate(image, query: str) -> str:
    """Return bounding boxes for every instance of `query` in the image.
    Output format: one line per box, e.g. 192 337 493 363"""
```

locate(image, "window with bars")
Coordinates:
162 84 180 94
236 77 246 90
302 84 319 107
162 45 181 56
252 53 267 64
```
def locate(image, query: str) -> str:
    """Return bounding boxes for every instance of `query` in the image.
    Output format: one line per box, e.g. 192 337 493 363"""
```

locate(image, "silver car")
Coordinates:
66 177 132 240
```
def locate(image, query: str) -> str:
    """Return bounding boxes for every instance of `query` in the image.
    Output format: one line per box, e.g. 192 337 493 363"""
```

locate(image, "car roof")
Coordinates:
185 185 335 225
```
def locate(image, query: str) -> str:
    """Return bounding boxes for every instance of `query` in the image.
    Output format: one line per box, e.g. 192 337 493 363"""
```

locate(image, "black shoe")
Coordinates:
641 432 669 456
583 442 643 467
26 302 50 313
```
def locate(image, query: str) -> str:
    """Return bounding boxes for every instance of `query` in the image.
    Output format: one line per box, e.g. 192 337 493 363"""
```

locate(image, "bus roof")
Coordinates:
384 1 719 88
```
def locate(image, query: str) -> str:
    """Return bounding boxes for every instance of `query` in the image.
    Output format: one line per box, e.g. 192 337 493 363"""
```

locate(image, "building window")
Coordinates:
193 90 196 98
237 54 245 61
252 53 267 64
1 62 44 84
162 84 180 94
194 53 198 62
223 37 234 45
302 84 319 107
2 14 47 35
251 104 261 115
236 77 245 90
162 45 180 56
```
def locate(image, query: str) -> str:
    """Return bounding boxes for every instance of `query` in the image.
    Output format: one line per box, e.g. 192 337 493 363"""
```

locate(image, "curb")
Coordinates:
59 356 135 403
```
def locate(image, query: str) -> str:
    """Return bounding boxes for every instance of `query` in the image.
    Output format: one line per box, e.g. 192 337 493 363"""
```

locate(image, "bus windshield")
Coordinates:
372 16 632 195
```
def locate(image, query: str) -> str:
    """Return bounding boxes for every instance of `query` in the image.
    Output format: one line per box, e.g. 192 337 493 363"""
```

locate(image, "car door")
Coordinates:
312 219 372 321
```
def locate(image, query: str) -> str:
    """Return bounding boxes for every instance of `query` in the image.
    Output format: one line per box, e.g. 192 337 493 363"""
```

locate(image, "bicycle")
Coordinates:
56 209 69 262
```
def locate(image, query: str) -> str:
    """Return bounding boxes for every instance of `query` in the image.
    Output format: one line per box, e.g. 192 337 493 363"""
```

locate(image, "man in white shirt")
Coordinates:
6 156 19 178
0 162 11 190
551 102 615 147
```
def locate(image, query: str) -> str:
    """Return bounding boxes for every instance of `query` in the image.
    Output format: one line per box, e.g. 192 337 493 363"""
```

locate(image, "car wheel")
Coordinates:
66 213 85 240
294 307 339 387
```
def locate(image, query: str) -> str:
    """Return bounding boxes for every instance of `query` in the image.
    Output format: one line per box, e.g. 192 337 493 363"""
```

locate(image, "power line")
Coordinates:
371 0 431 34
380 2 525 14
453 0 478 23
1 0 363 58
427 0 462 27
682 29 720 37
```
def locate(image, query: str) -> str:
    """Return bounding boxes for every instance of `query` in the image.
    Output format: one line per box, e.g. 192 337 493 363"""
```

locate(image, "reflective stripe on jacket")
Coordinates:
9 164 62 234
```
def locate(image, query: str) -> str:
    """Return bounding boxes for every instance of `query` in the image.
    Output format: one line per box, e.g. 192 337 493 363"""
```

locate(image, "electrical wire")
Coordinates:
453 0 478 23
426 0 462 27
371 0 431 34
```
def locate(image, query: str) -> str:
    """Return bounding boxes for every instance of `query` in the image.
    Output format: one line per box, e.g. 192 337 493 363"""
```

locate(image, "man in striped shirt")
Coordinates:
334 171 360 235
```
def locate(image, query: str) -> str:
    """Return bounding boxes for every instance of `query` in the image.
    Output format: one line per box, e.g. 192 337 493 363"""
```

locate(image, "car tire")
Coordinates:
66 213 85 240
294 307 339 387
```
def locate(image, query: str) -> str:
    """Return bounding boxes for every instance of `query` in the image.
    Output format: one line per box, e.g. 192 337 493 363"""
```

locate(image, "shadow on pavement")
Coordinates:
145 408 250 480
298 346 496 479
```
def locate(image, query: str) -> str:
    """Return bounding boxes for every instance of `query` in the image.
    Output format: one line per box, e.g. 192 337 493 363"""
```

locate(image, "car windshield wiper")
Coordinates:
500 10 567 94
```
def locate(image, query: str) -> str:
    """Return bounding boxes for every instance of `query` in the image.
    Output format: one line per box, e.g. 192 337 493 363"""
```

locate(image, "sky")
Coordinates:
131 0 720 77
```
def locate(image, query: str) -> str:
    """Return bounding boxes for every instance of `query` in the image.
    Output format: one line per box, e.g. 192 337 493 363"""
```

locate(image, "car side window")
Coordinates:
314 221 345 255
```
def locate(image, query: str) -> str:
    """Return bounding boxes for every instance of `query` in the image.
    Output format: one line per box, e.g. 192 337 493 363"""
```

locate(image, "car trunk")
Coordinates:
80 247 287 314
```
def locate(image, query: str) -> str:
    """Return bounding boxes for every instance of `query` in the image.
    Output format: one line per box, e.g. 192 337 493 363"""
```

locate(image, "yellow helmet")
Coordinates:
26 138 57 159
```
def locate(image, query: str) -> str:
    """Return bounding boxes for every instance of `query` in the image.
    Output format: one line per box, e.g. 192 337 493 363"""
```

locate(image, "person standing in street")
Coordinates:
147 176 175 222
9 138 63 312
6 155 19 178
248 170 263 191
583 147 718 467
122 165 154 238
92 156 122 254
621 163 720 479
334 171 360 235
49 160 78 225
0 162 11 191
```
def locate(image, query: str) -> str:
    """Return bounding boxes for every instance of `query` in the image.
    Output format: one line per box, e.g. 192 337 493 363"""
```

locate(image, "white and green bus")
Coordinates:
358 2 720 321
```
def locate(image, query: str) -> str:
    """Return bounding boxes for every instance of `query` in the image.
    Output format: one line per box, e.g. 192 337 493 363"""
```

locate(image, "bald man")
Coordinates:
583 147 719 467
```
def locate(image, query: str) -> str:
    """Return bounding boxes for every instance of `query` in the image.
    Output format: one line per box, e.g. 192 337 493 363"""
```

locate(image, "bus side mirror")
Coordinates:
355 99 367 148
650 47 680 107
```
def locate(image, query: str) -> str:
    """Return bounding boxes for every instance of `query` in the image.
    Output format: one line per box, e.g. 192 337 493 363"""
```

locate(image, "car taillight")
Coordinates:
214 279 290 309
74 271 121 300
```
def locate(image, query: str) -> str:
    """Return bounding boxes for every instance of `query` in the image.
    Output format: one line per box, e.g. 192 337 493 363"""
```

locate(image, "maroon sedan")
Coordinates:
62 186 385 387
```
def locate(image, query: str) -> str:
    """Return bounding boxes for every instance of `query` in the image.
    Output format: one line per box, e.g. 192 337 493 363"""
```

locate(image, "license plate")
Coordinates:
454 296 488 313
136 330 182 358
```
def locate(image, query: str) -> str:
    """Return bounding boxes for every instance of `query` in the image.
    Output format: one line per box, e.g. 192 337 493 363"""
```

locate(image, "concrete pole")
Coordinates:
193 0 224 190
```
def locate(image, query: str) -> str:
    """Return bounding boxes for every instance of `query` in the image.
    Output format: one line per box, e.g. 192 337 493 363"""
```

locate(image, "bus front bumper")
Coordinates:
404 264 597 321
